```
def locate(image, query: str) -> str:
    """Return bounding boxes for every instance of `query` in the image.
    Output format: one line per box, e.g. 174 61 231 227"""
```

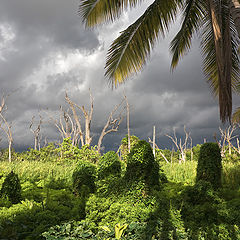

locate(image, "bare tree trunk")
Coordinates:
124 95 130 153
166 126 190 163
30 115 43 150
8 140 12 162
0 95 13 162
153 126 156 157
148 137 169 163
65 90 93 146
97 100 124 153
65 93 84 146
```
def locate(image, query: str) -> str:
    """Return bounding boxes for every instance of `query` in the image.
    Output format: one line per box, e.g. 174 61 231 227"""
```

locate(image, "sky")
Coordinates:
0 0 239 152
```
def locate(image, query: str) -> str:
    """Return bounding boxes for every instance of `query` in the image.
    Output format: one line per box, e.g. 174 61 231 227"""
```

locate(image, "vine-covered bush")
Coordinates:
119 135 140 161
98 151 121 179
72 161 97 197
196 142 222 189
125 140 160 188
0 171 22 204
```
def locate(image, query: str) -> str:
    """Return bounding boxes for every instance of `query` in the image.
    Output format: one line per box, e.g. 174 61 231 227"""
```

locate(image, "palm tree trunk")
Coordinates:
208 0 232 122
229 0 240 40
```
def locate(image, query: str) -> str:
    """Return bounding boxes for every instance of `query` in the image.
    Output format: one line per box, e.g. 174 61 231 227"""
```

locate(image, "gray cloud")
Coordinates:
0 0 238 152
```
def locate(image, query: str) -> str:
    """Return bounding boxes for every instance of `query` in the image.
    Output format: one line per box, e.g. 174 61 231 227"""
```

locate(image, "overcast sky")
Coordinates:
0 0 239 152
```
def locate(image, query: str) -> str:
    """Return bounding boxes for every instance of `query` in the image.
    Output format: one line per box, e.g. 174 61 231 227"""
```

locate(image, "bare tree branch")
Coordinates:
97 99 124 153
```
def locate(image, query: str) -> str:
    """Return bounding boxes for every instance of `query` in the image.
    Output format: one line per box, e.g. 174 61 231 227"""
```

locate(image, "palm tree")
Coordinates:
79 0 240 123
230 0 240 38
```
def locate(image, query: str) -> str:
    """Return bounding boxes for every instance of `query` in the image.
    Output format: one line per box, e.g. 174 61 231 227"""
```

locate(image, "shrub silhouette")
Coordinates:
1 171 22 204
196 142 222 189
72 161 96 197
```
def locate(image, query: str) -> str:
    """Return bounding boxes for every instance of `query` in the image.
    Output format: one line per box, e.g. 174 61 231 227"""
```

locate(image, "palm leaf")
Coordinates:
170 0 204 69
232 107 240 123
105 0 182 87
79 0 142 27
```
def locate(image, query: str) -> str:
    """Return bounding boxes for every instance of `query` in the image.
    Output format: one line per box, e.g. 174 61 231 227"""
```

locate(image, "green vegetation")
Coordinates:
1 138 240 239
196 143 222 189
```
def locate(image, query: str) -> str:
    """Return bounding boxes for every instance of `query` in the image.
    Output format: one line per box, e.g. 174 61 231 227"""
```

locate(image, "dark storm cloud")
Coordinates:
0 0 238 151
0 0 99 92
0 0 98 50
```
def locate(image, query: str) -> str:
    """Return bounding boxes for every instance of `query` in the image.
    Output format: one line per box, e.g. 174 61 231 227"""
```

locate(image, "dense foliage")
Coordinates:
0 171 22 204
72 160 97 197
125 140 160 189
98 151 121 179
196 142 222 189
1 138 240 239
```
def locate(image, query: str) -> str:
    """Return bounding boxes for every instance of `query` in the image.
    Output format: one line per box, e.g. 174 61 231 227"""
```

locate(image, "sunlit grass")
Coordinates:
0 161 77 186
161 161 197 186
162 160 240 189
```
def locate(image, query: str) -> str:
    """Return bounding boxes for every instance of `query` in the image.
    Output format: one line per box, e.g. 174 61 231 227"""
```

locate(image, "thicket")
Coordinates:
0 138 240 239
196 142 222 189
125 140 160 188
0 171 22 204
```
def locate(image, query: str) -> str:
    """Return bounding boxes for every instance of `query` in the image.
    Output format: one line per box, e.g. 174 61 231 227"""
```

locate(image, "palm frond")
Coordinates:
105 0 182 87
232 107 240 123
79 0 142 27
170 0 204 69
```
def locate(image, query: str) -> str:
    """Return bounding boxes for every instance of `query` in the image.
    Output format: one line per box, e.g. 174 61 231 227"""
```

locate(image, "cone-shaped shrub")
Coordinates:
125 140 160 187
72 160 96 197
1 171 22 204
196 142 222 189
98 151 121 179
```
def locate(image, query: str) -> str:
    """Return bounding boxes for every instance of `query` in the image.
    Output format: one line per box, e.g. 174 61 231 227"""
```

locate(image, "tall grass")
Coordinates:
0 161 77 186
162 160 240 189
1 158 240 190
222 161 240 189
161 161 197 185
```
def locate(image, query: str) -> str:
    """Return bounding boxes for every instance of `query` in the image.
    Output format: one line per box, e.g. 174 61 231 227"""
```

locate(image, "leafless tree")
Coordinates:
65 91 93 146
97 100 124 153
165 126 191 163
148 137 169 163
0 95 13 162
124 94 131 153
153 126 156 157
48 106 80 146
30 114 43 150
217 124 239 156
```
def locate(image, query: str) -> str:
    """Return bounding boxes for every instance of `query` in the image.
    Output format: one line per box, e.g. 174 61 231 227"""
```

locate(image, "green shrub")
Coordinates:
196 142 222 189
125 140 160 188
98 151 121 179
58 138 100 163
119 135 140 161
72 161 96 197
0 171 22 204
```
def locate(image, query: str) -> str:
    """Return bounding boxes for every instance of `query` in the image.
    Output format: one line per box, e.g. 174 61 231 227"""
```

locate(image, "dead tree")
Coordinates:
165 126 191 163
153 126 156 157
217 124 238 157
0 95 13 162
65 91 93 146
29 115 43 150
148 137 169 163
48 106 80 146
124 95 131 153
97 100 124 153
